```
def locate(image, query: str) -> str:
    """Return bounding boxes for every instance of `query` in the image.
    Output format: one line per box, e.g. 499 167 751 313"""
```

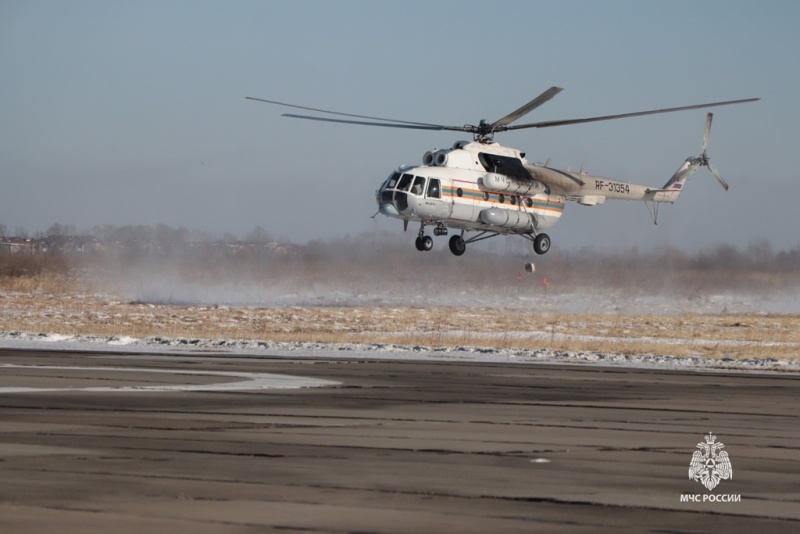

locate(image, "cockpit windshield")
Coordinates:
383 172 400 190
382 172 434 197
397 173 414 191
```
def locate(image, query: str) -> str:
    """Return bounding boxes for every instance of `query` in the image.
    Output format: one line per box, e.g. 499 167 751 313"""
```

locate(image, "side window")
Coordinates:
411 176 426 196
426 178 441 199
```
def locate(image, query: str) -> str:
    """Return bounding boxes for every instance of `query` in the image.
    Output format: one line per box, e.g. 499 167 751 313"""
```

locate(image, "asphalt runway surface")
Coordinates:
0 348 798 533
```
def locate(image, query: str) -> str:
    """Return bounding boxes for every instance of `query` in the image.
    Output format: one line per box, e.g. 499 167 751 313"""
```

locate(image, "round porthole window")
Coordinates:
456 187 463 197
525 198 533 208
499 194 505 204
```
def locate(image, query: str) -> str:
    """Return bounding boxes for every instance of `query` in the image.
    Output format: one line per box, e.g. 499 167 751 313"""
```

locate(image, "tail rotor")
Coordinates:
699 112 730 191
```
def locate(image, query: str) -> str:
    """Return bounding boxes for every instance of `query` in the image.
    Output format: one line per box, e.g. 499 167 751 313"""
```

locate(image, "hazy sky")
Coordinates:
1 1 797 252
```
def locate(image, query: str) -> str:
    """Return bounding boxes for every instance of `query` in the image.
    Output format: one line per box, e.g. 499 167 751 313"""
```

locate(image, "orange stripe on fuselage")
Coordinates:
442 186 564 214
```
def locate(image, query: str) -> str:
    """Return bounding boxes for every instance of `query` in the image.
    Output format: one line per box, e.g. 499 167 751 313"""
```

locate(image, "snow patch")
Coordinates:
1 330 797 373
0 364 340 392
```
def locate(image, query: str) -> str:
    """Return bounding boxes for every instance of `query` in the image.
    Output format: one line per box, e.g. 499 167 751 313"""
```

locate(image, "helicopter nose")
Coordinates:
377 188 400 216
377 185 408 217
379 202 400 216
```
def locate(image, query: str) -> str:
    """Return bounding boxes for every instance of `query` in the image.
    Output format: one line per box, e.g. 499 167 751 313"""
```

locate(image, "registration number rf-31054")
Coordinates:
595 180 630 194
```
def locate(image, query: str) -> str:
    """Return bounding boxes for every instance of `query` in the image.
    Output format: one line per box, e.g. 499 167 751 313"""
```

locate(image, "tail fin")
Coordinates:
659 159 701 197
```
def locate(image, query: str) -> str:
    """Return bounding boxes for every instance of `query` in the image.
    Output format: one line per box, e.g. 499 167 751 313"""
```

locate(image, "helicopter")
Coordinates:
247 88 758 256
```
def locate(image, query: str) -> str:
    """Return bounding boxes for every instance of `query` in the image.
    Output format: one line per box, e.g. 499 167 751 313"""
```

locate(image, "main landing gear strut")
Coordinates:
413 222 550 256
448 234 466 256
532 233 551 255
519 231 551 255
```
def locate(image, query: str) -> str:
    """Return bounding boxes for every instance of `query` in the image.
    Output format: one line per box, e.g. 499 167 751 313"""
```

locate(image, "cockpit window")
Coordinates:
385 172 400 189
397 173 414 191
411 176 426 196
427 178 441 199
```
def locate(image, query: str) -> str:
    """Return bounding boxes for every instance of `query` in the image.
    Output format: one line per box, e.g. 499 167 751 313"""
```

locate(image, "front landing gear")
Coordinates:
415 222 438 252
533 233 551 255
415 235 433 251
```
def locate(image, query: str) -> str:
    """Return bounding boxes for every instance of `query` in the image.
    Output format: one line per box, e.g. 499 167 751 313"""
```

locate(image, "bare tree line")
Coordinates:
1 223 274 244
2 223 799 278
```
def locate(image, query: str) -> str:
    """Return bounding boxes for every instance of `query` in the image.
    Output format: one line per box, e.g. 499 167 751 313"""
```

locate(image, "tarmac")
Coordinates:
0 348 798 533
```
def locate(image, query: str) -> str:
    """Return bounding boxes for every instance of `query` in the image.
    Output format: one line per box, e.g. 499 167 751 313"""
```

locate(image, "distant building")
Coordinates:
0 238 45 255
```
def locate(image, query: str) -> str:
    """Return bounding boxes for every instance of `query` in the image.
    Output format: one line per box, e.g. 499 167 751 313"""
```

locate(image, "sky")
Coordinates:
1 0 798 252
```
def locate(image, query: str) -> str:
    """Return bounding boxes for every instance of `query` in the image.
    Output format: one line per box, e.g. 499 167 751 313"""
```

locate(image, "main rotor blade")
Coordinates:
702 112 713 153
505 97 760 131
707 161 730 191
246 96 445 128
282 113 465 132
490 86 563 129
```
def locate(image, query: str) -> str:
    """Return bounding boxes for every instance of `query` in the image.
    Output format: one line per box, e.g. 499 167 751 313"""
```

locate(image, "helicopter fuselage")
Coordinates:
375 139 661 239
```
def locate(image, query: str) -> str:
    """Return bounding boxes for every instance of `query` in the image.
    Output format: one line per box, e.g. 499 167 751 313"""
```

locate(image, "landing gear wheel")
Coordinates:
448 235 466 256
533 233 551 255
415 237 425 251
421 235 433 251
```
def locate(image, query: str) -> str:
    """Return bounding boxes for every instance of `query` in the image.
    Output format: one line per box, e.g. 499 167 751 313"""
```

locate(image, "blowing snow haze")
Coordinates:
5 227 798 313
0 1 796 252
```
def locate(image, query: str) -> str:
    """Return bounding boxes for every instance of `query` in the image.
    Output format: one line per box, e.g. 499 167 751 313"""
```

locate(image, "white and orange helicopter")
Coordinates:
248 88 758 256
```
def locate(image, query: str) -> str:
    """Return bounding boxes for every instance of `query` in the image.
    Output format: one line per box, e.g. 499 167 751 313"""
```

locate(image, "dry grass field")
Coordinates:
1 250 799 363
